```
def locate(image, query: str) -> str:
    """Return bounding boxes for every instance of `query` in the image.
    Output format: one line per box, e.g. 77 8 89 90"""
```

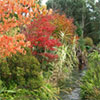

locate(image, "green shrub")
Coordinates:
0 48 59 100
97 43 100 49
0 48 43 89
80 51 100 100
0 81 59 100
78 37 85 51
85 37 94 46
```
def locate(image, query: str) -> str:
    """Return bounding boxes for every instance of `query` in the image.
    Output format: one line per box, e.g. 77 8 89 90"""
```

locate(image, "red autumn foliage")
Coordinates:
23 15 61 61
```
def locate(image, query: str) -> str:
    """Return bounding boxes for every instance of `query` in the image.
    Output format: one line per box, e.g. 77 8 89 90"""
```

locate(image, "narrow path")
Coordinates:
59 70 86 100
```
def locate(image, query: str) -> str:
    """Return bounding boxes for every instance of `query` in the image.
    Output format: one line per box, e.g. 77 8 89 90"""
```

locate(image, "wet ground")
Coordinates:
59 70 86 100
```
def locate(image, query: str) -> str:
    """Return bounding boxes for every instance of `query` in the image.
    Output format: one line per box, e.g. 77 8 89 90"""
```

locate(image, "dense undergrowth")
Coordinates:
0 0 79 100
1 0 99 100
80 50 100 100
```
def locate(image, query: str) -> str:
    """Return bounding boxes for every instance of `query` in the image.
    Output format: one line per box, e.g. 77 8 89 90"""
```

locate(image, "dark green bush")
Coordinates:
80 51 100 100
0 48 43 90
0 48 59 100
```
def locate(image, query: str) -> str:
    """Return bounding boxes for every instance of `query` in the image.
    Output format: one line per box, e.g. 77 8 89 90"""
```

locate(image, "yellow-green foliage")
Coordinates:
49 43 79 87
85 37 94 46
5 27 20 36
80 51 100 100
0 48 60 100
97 43 100 48
0 48 43 89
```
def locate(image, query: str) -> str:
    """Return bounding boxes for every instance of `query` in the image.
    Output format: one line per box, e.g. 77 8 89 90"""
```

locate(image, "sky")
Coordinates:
41 0 48 5
41 0 99 5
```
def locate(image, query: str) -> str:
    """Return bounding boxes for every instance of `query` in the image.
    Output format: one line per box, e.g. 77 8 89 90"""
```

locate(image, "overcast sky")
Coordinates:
41 0 48 5
42 0 99 5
